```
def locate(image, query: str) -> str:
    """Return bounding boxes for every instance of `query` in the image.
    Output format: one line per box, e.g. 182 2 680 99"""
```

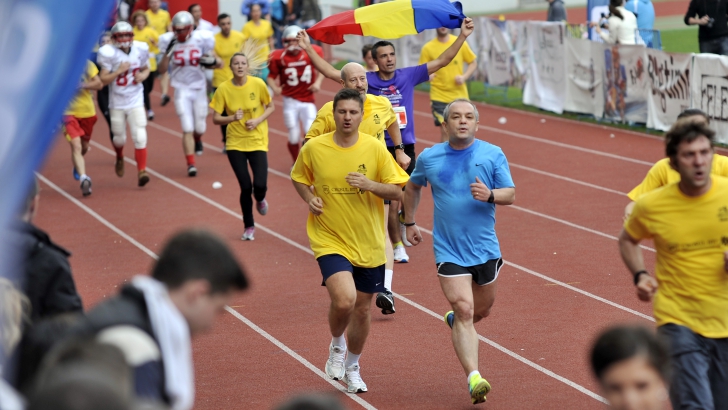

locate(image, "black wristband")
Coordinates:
487 191 495 203
403 222 416 227
633 270 648 285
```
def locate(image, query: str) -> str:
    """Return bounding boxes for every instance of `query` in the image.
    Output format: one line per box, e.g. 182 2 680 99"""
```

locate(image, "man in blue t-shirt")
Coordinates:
402 99 515 405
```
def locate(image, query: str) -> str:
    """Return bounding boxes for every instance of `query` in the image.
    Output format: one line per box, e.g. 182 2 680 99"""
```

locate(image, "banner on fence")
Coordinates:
507 20 530 88
602 44 648 123
564 36 604 117
692 54 728 143
645 50 691 131
523 22 566 113
486 19 512 86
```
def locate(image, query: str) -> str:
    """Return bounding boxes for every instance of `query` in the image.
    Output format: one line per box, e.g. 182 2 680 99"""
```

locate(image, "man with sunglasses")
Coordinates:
267 25 324 162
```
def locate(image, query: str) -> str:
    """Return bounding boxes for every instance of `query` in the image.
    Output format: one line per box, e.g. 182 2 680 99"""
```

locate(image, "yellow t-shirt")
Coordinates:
241 20 273 63
134 26 160 71
291 132 410 267
625 177 728 338
213 30 245 88
65 61 99 118
209 76 271 152
146 9 171 36
418 35 476 103
305 95 396 146
627 155 728 201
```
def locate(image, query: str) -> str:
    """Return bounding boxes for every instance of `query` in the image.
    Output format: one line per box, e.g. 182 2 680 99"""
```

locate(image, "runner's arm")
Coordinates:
387 122 411 170
83 75 104 91
402 180 423 223
426 18 474 75
98 64 129 85
345 173 402 201
297 30 340 81
492 187 515 205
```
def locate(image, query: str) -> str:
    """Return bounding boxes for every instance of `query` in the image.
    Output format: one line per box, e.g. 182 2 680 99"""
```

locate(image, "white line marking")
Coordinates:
85 140 607 403
38 171 377 410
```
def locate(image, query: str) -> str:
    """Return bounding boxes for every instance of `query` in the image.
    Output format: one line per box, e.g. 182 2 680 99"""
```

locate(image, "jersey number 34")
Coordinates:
284 65 312 86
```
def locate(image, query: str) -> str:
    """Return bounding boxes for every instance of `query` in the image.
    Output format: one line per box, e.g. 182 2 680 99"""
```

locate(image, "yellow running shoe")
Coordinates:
469 374 491 404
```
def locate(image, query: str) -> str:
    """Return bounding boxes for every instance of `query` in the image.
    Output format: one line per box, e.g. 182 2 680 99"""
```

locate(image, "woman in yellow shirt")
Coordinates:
210 53 275 240
132 10 160 120
241 4 274 80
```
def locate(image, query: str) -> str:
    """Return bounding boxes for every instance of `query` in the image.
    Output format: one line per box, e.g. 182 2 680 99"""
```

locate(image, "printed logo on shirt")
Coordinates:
357 164 367 175
373 114 380 124
718 206 728 222
249 92 255 100
666 238 721 254
321 184 358 195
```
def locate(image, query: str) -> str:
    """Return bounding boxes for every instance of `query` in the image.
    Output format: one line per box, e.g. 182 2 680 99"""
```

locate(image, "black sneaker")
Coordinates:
80 177 92 197
160 94 170 106
194 140 203 155
187 165 197 177
375 290 395 315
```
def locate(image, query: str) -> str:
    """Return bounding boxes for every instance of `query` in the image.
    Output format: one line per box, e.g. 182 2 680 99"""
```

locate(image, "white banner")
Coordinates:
523 22 566 114
507 20 529 88
691 54 728 143
564 36 604 117
602 44 648 123
645 50 692 131
486 19 512 86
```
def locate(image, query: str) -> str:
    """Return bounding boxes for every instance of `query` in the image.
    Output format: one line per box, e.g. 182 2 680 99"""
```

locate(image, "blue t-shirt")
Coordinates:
366 64 429 146
409 140 515 266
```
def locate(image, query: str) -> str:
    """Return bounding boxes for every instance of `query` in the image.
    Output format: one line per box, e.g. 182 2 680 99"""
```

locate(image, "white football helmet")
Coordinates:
172 11 194 42
282 25 303 52
110 21 134 49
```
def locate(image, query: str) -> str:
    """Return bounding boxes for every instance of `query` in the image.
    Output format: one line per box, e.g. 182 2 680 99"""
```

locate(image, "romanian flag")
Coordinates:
307 0 466 45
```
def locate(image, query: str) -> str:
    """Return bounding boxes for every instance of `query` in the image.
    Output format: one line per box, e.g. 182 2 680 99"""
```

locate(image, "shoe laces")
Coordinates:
346 364 363 384
330 346 346 366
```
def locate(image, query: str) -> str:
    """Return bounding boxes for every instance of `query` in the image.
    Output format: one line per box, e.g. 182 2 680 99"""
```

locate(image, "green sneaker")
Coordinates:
469 374 491 404
444 311 454 329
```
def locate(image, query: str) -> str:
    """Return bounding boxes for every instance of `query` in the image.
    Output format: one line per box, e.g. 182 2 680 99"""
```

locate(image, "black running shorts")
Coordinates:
436 258 503 286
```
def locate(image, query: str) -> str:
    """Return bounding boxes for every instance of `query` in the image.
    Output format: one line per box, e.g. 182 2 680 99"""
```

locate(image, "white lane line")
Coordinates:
38 171 377 410
87 140 607 403
414 225 655 322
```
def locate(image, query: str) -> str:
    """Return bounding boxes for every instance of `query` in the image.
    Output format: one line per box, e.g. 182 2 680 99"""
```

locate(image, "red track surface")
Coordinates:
35 78 661 409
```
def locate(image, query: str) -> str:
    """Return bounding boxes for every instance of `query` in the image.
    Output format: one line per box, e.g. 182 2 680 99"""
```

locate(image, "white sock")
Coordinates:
331 334 346 348
80 174 89 181
384 269 393 291
345 351 361 368
467 370 481 385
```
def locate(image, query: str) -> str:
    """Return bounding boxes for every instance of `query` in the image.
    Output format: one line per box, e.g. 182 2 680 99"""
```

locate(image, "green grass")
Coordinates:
661 27 699 53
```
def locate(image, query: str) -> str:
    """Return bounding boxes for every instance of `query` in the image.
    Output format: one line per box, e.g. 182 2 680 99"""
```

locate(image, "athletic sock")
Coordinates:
332 334 346 348
186 154 195 166
384 269 393 292
344 351 361 369
114 145 124 159
287 143 300 161
467 370 481 386
80 174 88 181
393 241 403 248
135 148 147 171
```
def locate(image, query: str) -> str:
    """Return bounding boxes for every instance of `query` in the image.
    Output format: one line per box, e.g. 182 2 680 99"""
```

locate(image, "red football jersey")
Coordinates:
268 45 324 103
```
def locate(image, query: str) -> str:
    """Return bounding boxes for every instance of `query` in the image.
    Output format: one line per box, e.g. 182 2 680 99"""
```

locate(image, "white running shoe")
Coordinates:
325 344 346 380
393 245 409 263
241 227 255 241
344 364 368 393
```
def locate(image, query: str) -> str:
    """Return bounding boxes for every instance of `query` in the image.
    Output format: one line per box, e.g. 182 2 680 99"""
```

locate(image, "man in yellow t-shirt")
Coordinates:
212 13 244 148
619 119 728 410
145 0 172 105
419 27 477 142
63 60 103 197
623 109 728 220
305 62 409 316
291 88 409 394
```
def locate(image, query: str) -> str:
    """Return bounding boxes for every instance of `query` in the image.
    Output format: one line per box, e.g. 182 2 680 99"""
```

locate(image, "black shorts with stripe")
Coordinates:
436 258 503 286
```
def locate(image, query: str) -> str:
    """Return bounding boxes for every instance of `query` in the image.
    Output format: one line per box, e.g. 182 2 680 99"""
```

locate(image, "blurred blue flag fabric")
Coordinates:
0 0 114 280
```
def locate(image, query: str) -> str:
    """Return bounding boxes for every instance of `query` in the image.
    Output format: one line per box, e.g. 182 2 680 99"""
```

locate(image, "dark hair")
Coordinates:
677 108 709 123
609 0 624 20
361 44 373 59
151 229 248 293
371 41 395 60
187 3 201 13
217 13 231 23
665 119 715 160
251 3 262 12
590 325 670 381
333 88 364 111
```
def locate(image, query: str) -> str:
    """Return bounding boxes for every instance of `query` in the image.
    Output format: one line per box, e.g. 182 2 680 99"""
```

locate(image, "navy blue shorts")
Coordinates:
317 254 385 294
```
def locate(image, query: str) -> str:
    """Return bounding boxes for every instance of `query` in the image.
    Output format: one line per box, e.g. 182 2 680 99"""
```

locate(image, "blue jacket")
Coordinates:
625 0 655 30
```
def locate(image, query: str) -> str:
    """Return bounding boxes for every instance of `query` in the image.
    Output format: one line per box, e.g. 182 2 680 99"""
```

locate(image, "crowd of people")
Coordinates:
1 0 728 409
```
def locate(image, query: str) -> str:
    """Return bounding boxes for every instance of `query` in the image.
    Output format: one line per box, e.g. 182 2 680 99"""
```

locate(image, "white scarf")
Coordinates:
132 275 194 410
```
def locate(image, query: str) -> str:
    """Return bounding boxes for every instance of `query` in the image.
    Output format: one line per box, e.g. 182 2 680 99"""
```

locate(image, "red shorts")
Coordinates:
63 115 97 141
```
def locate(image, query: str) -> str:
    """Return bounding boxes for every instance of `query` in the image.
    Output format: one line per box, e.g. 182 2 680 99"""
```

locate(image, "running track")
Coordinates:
35 79 662 409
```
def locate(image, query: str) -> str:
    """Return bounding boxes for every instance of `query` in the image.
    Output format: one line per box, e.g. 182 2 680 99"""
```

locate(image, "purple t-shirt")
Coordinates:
366 64 429 146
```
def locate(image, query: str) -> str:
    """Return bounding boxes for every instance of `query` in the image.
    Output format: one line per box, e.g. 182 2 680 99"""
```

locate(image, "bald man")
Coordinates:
304 62 409 317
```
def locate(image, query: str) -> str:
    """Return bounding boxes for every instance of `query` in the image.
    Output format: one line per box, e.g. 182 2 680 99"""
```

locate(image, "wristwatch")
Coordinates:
394 144 405 151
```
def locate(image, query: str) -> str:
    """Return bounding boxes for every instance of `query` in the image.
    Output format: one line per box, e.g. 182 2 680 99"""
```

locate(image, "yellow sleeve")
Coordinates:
623 199 652 240
87 60 99 78
241 24 249 40
384 101 397 128
291 142 313 185
305 106 333 139
266 21 274 37
462 41 477 64
627 160 670 201
376 141 410 187
209 85 226 113
418 43 431 65
260 80 271 105
714 154 728 176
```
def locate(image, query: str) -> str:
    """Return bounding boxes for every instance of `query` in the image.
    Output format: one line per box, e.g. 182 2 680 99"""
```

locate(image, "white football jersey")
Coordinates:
97 42 149 110
159 30 215 90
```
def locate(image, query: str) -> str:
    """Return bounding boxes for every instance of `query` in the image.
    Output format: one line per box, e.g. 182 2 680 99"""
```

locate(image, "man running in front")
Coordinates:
403 99 515 404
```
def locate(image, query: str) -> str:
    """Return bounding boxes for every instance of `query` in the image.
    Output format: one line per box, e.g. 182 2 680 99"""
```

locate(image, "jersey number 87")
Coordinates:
116 68 141 86
284 65 312 86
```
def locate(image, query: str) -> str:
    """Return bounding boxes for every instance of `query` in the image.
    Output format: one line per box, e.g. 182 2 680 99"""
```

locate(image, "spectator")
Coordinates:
270 0 287 48
241 4 274 80
288 0 322 29
0 278 29 410
361 44 377 72
685 0 728 55
188 3 215 32
242 0 270 20
591 325 671 410
80 229 248 409
132 10 160 120
14 176 83 323
592 0 637 44
546 0 567 22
